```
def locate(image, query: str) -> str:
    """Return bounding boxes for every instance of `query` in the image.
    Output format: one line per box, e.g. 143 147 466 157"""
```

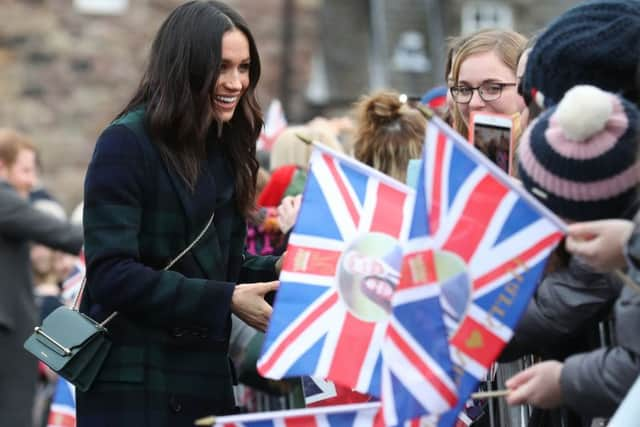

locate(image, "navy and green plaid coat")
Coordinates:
78 109 278 427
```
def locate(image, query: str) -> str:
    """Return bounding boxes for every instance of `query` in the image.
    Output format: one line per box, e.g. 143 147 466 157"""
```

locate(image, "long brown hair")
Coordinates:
353 91 426 182
121 1 262 217
450 29 527 137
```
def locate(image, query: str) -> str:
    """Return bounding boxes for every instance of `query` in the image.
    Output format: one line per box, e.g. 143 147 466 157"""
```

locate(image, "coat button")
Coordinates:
169 395 182 413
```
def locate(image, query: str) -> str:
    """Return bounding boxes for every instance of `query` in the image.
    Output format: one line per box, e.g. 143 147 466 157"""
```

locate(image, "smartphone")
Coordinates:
469 112 515 175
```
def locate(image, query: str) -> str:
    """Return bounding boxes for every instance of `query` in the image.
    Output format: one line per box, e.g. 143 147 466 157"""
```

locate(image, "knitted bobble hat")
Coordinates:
518 85 640 221
523 0 640 108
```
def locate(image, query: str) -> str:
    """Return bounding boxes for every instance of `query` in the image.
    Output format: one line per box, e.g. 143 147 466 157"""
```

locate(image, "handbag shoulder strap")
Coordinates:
73 211 216 327
163 211 215 271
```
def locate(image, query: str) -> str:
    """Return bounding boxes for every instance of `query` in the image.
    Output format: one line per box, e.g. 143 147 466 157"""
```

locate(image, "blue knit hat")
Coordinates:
420 86 447 109
523 0 640 108
517 85 640 221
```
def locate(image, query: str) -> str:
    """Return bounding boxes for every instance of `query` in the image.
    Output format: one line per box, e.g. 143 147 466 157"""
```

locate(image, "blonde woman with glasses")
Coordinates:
449 29 528 138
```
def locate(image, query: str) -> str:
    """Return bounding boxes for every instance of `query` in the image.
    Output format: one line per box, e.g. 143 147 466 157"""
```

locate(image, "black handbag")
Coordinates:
24 211 215 391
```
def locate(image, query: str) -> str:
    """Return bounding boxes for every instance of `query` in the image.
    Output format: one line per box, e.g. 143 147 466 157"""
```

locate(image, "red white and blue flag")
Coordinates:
203 402 382 427
257 99 288 152
303 377 373 407
258 145 414 397
410 118 565 426
47 254 84 427
60 249 85 305
380 155 459 425
47 378 76 427
200 402 442 427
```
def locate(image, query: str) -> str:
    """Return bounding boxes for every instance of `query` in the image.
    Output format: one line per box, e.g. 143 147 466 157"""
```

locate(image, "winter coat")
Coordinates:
0 182 82 427
78 109 278 427
501 256 622 362
560 223 640 417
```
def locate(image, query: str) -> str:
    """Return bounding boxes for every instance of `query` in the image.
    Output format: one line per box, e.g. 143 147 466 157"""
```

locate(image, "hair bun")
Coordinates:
555 85 614 141
364 93 404 127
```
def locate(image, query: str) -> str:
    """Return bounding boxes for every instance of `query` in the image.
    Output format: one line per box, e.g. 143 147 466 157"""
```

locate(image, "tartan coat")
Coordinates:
78 109 279 427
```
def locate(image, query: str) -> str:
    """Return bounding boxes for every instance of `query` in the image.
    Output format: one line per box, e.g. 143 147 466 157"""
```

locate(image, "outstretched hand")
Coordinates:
565 219 634 272
277 195 302 234
231 280 280 332
505 361 564 409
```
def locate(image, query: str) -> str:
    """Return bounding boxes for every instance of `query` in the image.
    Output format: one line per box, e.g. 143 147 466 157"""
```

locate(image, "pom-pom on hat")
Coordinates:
518 85 640 221
522 0 640 108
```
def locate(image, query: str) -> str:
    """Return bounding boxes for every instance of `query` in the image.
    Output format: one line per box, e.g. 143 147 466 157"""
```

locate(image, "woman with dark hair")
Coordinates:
79 2 281 426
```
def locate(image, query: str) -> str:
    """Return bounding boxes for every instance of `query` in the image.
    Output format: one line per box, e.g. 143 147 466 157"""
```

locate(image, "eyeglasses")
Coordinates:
450 82 517 104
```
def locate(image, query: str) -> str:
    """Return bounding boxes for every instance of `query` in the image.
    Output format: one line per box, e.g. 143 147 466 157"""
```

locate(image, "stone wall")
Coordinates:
0 0 579 210
0 0 320 211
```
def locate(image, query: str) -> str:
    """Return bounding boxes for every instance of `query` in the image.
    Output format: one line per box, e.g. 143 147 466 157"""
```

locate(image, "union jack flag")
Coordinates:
303 376 372 407
257 99 287 152
199 402 440 427
380 145 459 425
202 402 381 427
47 378 76 427
258 145 415 397
412 118 565 426
60 249 85 305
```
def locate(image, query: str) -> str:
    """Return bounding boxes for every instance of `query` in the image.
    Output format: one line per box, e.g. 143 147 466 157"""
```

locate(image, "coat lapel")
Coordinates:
190 165 225 280
163 161 197 236
118 109 227 279
162 157 227 279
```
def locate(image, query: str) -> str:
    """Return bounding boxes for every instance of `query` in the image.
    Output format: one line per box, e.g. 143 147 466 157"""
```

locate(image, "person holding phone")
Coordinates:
78 2 282 426
468 112 515 174
449 29 528 140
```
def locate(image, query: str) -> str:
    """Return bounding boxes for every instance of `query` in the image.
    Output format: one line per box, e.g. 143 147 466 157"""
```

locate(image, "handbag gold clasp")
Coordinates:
34 326 71 356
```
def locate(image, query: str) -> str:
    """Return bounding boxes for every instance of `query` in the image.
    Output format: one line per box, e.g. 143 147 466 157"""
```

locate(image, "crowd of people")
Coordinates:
0 129 83 426
2 0 640 426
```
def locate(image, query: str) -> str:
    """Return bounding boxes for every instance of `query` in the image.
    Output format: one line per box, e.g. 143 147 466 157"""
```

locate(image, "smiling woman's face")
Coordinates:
456 50 525 128
212 29 251 123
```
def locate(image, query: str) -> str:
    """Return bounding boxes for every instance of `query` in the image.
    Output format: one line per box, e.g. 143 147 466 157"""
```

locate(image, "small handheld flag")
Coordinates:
258 144 415 397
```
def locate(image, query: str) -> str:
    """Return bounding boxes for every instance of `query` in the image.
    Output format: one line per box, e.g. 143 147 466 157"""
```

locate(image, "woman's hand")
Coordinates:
277 195 302 234
565 219 634 272
231 281 279 332
505 361 564 409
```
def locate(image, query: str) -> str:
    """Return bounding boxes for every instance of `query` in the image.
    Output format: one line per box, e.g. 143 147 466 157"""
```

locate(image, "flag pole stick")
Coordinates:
295 133 312 145
471 389 510 399
194 415 216 426
414 104 435 120
614 269 640 294
194 402 381 426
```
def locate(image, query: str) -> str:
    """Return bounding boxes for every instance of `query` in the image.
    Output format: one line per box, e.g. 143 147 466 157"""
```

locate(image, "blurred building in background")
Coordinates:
0 0 579 208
